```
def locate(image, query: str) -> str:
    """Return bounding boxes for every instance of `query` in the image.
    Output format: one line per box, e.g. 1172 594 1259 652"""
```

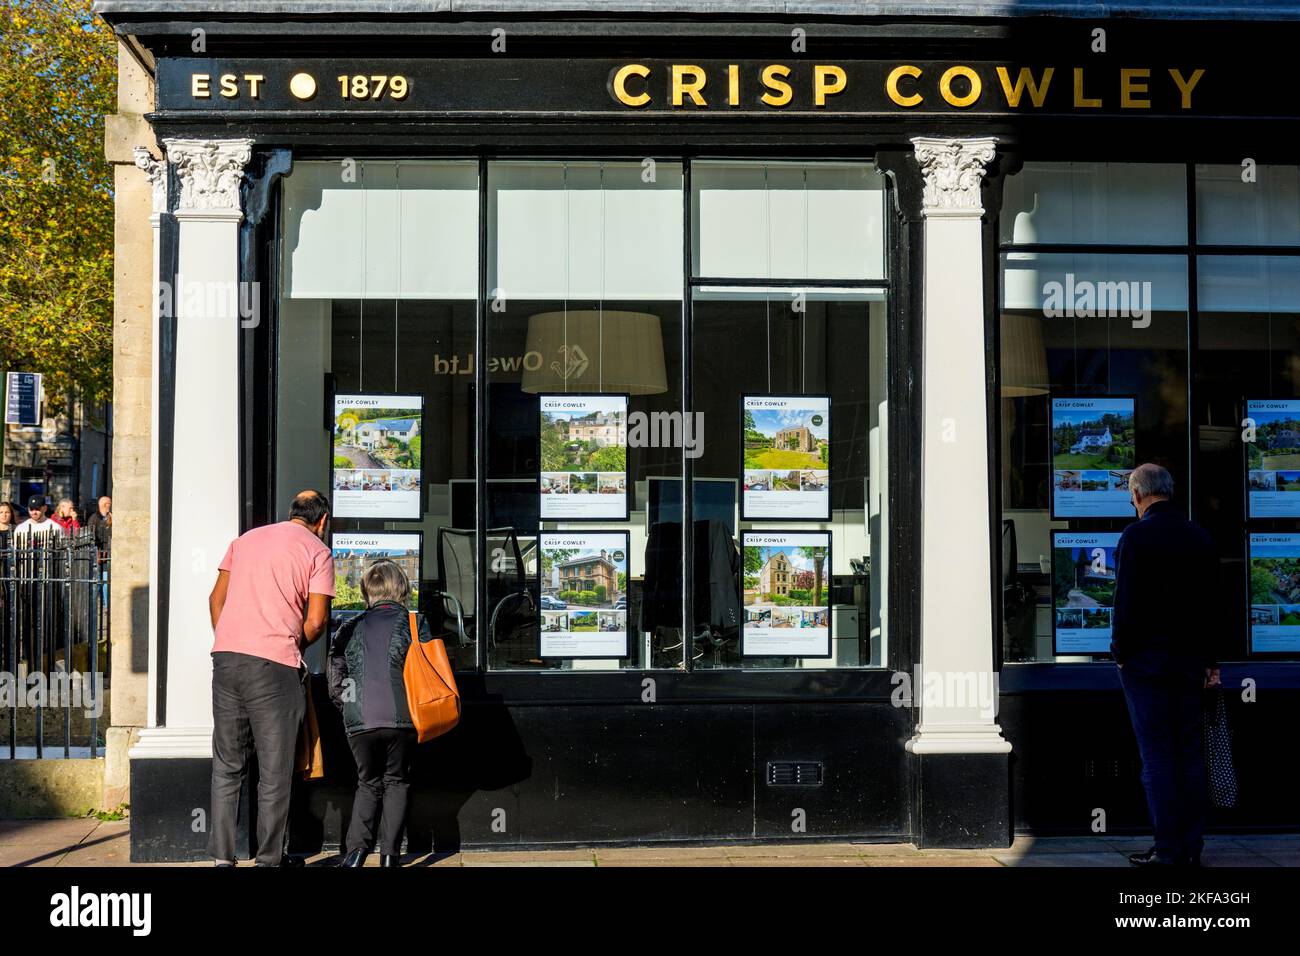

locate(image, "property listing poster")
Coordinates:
1050 397 1136 519
741 531 831 657
539 394 629 520
538 531 629 658
332 394 423 519
1051 531 1121 655
1248 533 1300 653
742 396 831 520
1245 400 1300 519
331 532 422 611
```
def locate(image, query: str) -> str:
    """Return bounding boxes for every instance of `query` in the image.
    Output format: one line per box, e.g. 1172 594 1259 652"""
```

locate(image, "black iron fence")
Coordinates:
0 530 110 758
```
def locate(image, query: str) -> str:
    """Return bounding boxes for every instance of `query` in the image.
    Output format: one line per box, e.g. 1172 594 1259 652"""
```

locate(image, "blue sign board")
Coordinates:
4 372 41 425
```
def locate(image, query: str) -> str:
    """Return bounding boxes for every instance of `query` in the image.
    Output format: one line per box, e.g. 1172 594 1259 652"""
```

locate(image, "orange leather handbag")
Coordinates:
403 612 461 742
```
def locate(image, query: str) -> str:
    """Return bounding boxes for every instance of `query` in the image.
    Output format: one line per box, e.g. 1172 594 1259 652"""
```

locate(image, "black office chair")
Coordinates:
1001 519 1037 661
433 527 537 649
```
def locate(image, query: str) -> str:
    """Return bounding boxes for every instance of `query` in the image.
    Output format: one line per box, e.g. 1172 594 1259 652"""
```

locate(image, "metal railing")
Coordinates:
0 530 110 758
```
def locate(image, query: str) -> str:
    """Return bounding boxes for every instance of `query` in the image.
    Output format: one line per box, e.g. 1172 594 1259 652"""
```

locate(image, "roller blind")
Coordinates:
1000 162 1187 246
1001 253 1190 311
1196 165 1300 246
691 161 885 280
1198 256 1300 313
282 160 479 299
488 161 684 301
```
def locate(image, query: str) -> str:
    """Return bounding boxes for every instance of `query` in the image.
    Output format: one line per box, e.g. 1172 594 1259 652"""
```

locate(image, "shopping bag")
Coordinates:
1203 686 1237 810
295 678 325 780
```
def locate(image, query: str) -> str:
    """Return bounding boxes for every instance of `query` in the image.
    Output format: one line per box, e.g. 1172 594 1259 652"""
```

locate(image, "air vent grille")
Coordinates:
766 761 824 787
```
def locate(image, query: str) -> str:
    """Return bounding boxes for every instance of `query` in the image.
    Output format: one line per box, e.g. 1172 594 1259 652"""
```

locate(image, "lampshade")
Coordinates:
1000 311 1049 397
520 310 668 395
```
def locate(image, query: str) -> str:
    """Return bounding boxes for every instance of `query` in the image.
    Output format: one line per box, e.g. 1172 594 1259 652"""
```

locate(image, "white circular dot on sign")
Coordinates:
289 72 317 100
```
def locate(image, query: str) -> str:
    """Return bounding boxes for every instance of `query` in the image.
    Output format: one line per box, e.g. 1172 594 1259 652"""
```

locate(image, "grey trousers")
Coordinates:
210 651 306 865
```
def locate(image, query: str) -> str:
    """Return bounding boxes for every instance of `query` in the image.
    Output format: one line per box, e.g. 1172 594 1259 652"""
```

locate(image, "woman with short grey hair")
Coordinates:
327 558 434 868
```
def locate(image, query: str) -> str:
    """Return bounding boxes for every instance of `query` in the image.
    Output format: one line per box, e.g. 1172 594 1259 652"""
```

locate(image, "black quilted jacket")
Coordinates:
327 602 434 735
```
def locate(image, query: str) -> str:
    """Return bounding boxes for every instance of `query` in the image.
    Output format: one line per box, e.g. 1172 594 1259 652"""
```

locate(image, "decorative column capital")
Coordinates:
132 146 168 217
163 138 254 219
910 136 999 217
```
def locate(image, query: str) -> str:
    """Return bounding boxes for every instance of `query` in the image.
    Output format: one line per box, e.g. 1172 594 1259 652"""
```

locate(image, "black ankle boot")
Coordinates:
380 854 402 868
340 848 368 868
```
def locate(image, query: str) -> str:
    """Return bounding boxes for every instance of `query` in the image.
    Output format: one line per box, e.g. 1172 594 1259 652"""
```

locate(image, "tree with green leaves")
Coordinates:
1 0 116 408
796 546 828 606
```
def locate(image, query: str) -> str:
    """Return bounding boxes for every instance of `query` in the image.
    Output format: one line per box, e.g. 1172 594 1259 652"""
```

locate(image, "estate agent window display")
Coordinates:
277 157 891 673
999 161 1300 665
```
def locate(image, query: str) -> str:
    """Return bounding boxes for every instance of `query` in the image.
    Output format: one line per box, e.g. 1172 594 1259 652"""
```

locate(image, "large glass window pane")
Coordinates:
1195 255 1300 660
1196 164 1300 246
486 160 685 671
277 160 479 672
691 289 887 669
1000 162 1187 246
998 253 1189 662
691 161 885 280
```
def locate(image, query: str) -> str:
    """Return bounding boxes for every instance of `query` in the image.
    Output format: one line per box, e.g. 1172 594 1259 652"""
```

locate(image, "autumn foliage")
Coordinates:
0 0 116 406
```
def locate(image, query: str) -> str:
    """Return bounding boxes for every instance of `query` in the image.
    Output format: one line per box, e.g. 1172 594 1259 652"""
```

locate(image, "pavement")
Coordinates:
2 818 1299 867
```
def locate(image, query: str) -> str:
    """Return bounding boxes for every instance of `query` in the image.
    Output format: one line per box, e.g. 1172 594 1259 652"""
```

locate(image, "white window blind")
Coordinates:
488 161 683 301
282 160 478 300
1001 253 1190 311
1000 162 1187 246
1196 165 1300 247
1198 256 1300 313
691 161 885 280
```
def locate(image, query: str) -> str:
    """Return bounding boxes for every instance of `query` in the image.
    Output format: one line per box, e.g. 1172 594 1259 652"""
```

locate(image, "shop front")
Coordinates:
96 2 1300 861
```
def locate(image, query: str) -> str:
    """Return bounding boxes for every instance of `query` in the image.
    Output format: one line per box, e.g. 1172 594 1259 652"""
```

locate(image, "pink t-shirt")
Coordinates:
212 521 335 668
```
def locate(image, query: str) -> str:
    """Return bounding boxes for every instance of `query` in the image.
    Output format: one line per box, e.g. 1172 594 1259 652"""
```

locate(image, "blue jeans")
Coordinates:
1119 666 1206 863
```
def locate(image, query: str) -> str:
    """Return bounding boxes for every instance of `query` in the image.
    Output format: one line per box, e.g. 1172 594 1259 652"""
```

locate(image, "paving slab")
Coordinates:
723 842 868 858
993 851 1130 868
0 818 99 845
595 845 731 861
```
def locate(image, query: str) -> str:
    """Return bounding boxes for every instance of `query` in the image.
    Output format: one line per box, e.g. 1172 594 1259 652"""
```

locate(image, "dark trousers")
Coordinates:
346 727 417 856
1119 666 1206 863
210 651 307 865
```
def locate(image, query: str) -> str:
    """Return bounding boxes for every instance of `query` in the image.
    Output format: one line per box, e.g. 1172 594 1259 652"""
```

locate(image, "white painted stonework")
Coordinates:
906 136 1011 756
131 139 252 761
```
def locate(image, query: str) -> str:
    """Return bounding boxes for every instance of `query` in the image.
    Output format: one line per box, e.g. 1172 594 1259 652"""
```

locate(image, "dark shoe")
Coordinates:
214 860 235 868
1128 846 1178 866
255 855 305 867
340 848 368 868
380 854 402 868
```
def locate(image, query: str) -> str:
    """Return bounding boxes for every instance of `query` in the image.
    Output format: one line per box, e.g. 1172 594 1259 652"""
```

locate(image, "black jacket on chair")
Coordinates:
1110 499 1219 679
327 602 434 735
640 519 740 632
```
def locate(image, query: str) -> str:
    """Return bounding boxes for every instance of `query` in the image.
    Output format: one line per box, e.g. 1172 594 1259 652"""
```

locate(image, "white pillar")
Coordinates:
905 137 1010 757
131 147 167 732
130 138 252 760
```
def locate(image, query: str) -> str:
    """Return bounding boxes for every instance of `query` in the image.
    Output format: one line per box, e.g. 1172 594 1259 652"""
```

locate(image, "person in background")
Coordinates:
0 501 16 535
86 496 112 550
86 496 113 606
51 498 81 534
207 489 335 867
327 559 432 869
1111 462 1220 868
14 496 65 539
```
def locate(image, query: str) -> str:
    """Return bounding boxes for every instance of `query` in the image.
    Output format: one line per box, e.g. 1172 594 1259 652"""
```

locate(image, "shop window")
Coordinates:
1000 162 1187 246
999 249 1189 663
690 161 888 670
1002 161 1300 664
1196 164 1300 247
276 160 480 672
1195 255 1300 657
485 160 685 671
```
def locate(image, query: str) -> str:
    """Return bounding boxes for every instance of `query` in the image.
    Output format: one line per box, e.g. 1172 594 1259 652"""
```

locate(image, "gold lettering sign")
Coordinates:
602 62 1205 111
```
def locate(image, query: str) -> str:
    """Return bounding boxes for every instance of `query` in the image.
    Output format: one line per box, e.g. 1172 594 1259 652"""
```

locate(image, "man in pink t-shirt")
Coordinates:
206 490 335 867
